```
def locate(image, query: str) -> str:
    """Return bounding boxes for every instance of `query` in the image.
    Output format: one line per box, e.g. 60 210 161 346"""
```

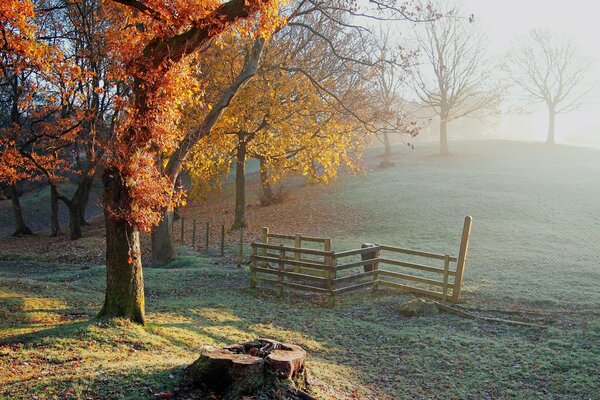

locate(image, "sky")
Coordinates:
397 1 600 146
462 0 600 61
456 0 600 146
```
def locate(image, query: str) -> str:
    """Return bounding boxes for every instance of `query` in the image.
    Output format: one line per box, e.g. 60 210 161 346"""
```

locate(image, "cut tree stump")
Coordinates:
187 338 313 400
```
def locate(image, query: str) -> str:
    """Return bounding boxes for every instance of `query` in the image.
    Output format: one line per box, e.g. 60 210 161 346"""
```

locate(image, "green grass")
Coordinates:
1 141 600 399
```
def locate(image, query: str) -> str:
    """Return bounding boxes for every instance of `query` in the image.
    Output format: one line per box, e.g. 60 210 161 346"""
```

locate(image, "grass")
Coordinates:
1 140 600 399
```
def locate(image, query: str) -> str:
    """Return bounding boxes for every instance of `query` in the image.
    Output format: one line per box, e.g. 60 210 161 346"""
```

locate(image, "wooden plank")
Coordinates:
379 280 446 299
283 281 329 293
333 280 375 294
253 267 328 283
267 233 329 243
252 255 332 270
252 242 334 257
333 270 376 284
452 216 472 302
267 233 295 240
300 235 328 243
380 245 458 262
334 246 382 258
378 269 445 287
335 258 380 271
379 257 456 276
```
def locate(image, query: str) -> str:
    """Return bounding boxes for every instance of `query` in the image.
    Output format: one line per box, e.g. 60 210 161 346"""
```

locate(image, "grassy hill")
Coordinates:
1 140 599 399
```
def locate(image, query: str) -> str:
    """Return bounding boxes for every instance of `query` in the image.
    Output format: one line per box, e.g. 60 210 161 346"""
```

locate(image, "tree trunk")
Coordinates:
383 132 392 159
78 175 94 226
439 117 450 155
9 184 33 236
50 184 61 237
67 200 82 240
98 168 145 324
546 107 556 145
232 138 247 229
151 209 177 266
259 158 274 206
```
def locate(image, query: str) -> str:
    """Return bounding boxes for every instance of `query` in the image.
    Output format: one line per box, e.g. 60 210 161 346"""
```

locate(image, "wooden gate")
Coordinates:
250 216 472 304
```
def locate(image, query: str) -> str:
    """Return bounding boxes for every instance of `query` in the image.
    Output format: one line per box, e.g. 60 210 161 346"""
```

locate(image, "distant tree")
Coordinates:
373 27 417 165
506 29 594 145
411 6 499 155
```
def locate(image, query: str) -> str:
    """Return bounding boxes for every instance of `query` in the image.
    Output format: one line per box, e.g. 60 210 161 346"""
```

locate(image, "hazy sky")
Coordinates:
462 0 600 61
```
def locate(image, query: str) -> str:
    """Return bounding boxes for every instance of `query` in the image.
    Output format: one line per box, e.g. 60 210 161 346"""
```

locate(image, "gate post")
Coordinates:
452 216 472 302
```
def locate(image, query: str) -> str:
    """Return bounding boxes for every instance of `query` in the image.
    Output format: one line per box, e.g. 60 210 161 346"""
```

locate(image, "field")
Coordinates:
1 140 599 399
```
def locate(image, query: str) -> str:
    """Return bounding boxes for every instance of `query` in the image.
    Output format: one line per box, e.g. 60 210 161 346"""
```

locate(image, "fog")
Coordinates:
391 0 600 148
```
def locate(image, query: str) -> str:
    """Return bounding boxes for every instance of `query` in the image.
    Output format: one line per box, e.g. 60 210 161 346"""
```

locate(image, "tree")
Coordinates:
151 0 435 264
505 29 594 145
1 0 84 237
95 0 283 324
372 27 417 165
411 6 499 155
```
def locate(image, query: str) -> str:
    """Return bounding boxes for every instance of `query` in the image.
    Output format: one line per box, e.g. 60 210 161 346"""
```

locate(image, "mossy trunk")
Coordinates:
151 209 177 266
259 158 274 205
10 184 33 236
98 168 145 324
232 139 247 229
50 184 61 237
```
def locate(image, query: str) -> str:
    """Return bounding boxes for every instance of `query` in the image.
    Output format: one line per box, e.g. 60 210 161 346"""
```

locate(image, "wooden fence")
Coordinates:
250 216 472 304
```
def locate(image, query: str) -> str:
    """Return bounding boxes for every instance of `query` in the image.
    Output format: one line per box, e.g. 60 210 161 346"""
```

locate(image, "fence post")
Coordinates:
452 216 472 302
192 219 197 248
324 238 332 278
203 221 209 251
238 227 244 265
250 243 257 289
260 227 269 267
180 217 185 242
327 254 337 307
372 248 380 292
442 254 450 302
294 234 301 273
220 224 225 257
278 244 285 297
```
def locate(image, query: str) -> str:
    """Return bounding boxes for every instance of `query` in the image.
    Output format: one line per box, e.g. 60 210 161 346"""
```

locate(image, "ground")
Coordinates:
1 140 599 399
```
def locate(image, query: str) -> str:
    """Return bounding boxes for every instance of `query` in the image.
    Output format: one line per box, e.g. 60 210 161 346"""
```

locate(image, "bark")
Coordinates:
149 37 266 264
50 184 61 237
546 107 556 145
383 132 392 159
78 174 94 225
259 158 274 205
55 174 95 240
98 167 145 324
151 209 176 266
439 117 450 155
232 138 247 229
9 184 33 236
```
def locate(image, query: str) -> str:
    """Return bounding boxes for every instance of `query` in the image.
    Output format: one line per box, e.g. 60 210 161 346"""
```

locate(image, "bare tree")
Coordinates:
372 26 418 167
411 7 499 155
506 29 593 145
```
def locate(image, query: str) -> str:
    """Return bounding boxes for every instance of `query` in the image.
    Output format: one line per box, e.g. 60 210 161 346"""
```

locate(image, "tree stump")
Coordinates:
188 338 314 399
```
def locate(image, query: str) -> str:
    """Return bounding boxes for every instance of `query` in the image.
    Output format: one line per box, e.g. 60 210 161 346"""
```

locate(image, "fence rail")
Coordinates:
250 216 473 305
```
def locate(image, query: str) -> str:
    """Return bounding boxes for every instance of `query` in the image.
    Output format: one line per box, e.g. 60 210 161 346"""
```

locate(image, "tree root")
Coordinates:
432 301 548 329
